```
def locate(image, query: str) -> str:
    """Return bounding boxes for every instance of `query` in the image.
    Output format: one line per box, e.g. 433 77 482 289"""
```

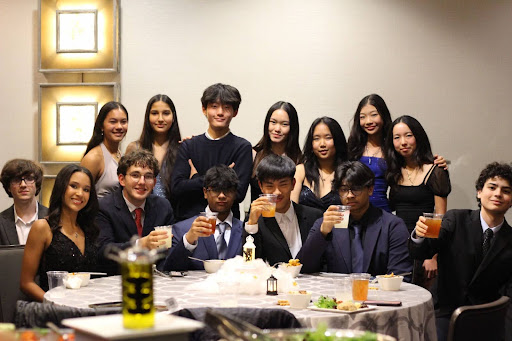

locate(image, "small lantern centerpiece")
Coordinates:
243 235 256 262
266 274 278 295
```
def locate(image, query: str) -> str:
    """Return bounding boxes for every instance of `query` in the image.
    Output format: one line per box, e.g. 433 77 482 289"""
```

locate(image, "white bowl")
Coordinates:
286 291 312 309
377 275 403 291
278 263 303 278
66 273 91 287
204 259 225 273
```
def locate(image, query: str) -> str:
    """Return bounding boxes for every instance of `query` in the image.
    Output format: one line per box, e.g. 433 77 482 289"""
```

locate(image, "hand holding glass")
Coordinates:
423 213 443 238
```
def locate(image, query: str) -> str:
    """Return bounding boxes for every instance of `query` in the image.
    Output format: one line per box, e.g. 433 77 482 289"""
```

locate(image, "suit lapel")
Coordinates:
332 228 352 272
4 205 19 244
472 219 512 282
293 203 309 243
142 196 155 235
226 221 242 258
263 217 292 259
199 235 218 259
362 212 382 272
114 189 139 237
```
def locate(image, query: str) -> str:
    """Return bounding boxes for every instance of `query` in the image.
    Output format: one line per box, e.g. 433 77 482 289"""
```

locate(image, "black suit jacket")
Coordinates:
409 209 512 317
96 187 174 272
243 202 323 266
0 203 49 245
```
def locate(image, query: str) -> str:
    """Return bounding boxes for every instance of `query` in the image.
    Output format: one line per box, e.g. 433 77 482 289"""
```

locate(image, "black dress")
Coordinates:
38 229 98 291
390 165 451 234
298 185 341 212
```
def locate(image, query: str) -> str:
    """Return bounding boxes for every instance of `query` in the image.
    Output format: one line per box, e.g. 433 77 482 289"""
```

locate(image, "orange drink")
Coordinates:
423 213 443 238
259 194 277 218
207 217 217 234
199 212 218 236
351 273 370 301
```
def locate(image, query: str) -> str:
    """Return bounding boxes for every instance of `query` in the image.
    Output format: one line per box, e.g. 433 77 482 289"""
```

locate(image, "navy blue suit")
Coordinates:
96 187 174 273
299 205 412 279
159 214 243 271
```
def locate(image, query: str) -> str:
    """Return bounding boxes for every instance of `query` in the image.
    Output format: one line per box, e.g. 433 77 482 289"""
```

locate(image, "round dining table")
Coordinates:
45 271 437 341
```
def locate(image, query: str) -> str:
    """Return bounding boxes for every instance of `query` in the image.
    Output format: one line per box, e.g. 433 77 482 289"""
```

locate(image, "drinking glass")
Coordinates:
259 194 277 218
334 205 351 228
423 213 443 238
350 273 370 301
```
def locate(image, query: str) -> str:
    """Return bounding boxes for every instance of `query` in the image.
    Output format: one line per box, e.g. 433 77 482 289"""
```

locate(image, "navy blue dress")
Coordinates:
359 156 391 212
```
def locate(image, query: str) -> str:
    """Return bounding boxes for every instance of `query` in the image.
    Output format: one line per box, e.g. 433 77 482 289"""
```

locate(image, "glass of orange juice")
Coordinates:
351 273 371 301
259 194 277 217
423 213 443 238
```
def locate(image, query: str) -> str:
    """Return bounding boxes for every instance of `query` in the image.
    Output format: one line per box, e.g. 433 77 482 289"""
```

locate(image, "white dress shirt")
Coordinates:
245 203 302 258
14 204 39 245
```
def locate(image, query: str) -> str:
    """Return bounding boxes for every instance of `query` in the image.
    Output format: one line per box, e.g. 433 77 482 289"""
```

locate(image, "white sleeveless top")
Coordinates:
95 143 120 198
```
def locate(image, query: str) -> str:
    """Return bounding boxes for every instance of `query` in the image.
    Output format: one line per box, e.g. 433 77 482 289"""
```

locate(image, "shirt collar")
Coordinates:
13 203 39 225
205 130 231 141
206 205 233 228
275 203 295 224
123 193 146 213
480 211 504 234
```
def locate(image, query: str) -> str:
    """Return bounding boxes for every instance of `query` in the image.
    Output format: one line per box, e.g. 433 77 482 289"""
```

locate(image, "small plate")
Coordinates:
307 305 376 314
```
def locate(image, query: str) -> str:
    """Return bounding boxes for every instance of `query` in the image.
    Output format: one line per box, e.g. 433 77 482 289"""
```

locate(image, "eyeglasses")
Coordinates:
206 188 236 197
127 172 155 183
339 186 366 197
11 175 36 186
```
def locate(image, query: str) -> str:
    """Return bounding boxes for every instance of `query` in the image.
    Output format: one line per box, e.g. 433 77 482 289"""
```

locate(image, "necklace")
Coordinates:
405 167 419 185
365 145 381 165
319 169 333 182
74 232 79 239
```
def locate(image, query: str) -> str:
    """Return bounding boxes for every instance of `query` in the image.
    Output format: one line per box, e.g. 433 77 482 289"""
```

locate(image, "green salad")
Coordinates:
313 295 337 309
285 323 378 341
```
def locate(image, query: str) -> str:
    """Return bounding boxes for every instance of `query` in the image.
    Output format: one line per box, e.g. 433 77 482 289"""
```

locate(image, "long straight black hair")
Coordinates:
47 165 99 239
84 101 129 156
385 115 434 188
302 117 348 196
252 101 301 177
347 94 392 160
137 94 181 200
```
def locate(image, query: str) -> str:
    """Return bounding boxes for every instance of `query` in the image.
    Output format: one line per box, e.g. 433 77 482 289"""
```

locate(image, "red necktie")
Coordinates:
134 208 143 236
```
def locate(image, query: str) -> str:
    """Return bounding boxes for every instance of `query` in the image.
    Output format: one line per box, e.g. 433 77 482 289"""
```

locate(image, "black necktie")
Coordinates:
482 228 494 256
351 224 364 273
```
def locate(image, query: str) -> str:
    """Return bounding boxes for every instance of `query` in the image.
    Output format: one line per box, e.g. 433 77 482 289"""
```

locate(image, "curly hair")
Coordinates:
0 159 43 197
117 149 159 176
475 162 512 207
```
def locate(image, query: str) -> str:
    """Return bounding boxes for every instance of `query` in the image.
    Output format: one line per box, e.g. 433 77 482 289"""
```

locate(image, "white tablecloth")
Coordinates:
45 271 436 341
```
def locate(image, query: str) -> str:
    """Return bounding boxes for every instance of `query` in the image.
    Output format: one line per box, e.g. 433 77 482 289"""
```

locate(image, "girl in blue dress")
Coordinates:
348 94 393 212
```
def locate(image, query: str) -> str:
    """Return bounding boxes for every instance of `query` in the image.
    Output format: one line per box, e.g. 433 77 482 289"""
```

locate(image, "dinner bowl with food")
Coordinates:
277 259 303 278
376 274 403 291
286 290 312 309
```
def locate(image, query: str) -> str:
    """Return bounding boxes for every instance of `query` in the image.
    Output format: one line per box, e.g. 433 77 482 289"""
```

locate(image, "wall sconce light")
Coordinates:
40 0 119 72
40 83 118 162
56 102 97 145
56 10 98 53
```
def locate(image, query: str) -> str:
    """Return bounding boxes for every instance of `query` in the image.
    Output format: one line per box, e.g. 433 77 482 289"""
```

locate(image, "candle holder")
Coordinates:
266 274 278 296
